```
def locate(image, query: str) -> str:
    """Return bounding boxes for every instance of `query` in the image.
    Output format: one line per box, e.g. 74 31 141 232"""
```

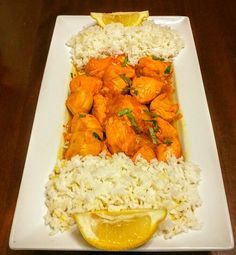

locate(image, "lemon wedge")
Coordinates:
90 11 149 27
74 208 167 251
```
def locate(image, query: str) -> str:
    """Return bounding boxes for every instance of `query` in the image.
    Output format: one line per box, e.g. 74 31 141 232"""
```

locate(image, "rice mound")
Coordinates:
45 153 201 238
67 20 184 69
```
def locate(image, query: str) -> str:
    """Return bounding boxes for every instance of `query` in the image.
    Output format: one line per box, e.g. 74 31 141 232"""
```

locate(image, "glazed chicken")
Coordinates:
66 88 93 115
69 75 102 95
132 145 156 162
150 93 179 122
85 57 114 78
136 56 172 80
103 63 135 94
130 76 163 104
105 116 137 156
64 55 182 162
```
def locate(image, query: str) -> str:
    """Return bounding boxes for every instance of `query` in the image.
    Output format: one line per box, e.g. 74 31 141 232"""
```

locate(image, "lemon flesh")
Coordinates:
74 208 167 251
90 11 149 27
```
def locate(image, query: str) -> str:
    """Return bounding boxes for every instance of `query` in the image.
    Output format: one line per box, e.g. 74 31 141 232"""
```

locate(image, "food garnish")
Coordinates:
145 119 160 132
90 11 149 27
164 65 171 74
152 55 164 61
121 56 129 67
149 127 157 144
117 108 132 117
117 108 140 133
119 74 132 86
79 113 86 118
133 89 138 95
163 139 173 145
92 132 103 141
143 109 158 118
74 209 167 251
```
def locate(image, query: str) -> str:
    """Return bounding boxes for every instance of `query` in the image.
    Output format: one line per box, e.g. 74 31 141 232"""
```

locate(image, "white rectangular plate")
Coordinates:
10 16 234 251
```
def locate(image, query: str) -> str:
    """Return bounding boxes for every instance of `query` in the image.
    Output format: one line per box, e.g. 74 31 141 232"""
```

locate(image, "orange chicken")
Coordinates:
130 76 163 104
85 57 114 78
103 63 135 94
136 57 172 80
65 131 103 159
150 93 179 122
132 145 156 162
69 75 102 95
66 88 93 115
105 116 137 156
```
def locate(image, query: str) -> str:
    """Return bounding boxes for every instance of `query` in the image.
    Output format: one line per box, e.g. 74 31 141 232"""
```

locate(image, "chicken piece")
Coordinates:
70 114 103 134
108 95 141 116
103 64 135 94
92 94 109 126
130 76 163 104
132 145 156 162
101 142 112 157
150 93 179 122
64 131 102 159
69 75 102 95
136 57 172 80
105 116 137 156
156 117 178 141
85 57 114 78
136 133 156 150
66 88 93 115
156 137 181 161
107 95 144 133
115 54 128 65
161 81 174 97
137 104 156 135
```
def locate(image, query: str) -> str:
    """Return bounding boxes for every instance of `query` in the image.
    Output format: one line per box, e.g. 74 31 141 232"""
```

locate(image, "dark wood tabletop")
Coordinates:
0 0 235 254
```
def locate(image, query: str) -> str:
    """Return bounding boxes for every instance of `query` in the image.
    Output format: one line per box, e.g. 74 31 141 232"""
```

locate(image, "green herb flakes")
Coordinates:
121 56 129 67
143 109 158 118
92 132 103 141
164 65 171 74
149 127 157 144
152 55 165 61
163 139 173 145
119 74 132 87
117 108 132 117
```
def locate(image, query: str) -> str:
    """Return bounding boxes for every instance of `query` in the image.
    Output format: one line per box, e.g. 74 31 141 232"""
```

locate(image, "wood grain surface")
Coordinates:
0 0 235 254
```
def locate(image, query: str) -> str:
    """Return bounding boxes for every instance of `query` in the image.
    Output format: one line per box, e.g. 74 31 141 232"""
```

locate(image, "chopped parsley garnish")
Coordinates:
70 72 73 78
133 89 139 95
118 108 132 117
143 109 158 118
79 114 86 118
117 108 140 133
126 112 141 133
121 56 129 67
119 74 132 87
152 55 165 61
164 65 171 74
119 74 132 93
163 139 173 145
144 119 160 132
149 127 157 144
92 132 103 141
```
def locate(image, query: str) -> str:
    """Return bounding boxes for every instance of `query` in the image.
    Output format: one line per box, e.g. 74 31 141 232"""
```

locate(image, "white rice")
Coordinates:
45 153 201 238
67 20 184 69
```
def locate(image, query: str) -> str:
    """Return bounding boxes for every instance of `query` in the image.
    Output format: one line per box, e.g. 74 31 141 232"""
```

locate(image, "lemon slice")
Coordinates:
74 208 167 251
90 11 149 27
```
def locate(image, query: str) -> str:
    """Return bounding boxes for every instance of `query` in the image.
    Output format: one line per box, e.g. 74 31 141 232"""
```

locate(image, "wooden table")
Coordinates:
0 0 235 254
